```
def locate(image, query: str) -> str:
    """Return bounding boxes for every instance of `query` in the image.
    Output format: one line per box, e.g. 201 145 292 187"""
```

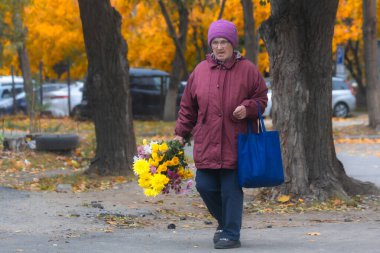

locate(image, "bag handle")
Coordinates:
247 102 266 134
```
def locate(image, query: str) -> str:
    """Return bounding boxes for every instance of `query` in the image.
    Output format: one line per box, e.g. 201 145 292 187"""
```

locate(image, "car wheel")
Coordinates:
333 102 349 118
35 134 79 151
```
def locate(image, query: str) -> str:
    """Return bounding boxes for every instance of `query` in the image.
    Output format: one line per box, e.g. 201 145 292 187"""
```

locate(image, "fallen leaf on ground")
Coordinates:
277 195 290 203
306 232 321 236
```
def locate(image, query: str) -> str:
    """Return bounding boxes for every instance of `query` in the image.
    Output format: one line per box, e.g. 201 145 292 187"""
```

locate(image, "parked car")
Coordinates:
332 76 356 117
262 90 272 117
262 79 272 117
129 68 170 118
0 84 24 100
38 83 68 94
262 77 356 118
79 68 184 120
0 76 24 101
41 82 84 117
0 82 84 117
0 75 24 86
0 92 27 115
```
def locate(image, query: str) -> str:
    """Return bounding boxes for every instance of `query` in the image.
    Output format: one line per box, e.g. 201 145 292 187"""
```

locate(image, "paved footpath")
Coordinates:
1 146 380 253
1 119 380 252
2 221 380 253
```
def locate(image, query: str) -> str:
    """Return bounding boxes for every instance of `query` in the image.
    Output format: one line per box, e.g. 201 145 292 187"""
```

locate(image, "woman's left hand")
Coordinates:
233 105 247 120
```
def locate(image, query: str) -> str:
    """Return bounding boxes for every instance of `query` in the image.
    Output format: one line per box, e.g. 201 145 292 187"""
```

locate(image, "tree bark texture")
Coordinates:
12 8 36 132
159 0 189 121
78 0 136 176
344 40 366 108
259 0 379 199
240 0 259 64
363 0 380 130
17 45 36 130
0 11 5 66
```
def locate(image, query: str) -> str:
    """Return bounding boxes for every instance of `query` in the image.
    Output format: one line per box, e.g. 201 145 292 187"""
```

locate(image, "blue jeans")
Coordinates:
195 169 243 241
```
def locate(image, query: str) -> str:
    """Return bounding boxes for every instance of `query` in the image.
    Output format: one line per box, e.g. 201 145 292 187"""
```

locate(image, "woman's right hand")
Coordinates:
174 135 185 146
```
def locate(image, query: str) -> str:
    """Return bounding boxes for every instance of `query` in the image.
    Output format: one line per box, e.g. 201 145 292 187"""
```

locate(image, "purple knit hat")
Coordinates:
208 20 238 48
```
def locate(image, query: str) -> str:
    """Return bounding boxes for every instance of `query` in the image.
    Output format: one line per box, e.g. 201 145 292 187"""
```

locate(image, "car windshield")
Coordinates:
131 76 163 91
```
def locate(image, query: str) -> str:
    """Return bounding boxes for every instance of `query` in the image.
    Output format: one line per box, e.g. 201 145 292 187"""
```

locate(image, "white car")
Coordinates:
262 89 272 117
263 77 356 118
0 84 24 100
42 82 84 117
0 76 25 101
0 75 24 86
332 77 356 117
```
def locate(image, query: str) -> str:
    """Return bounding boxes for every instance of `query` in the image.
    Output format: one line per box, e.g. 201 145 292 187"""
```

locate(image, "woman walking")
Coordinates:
175 19 268 249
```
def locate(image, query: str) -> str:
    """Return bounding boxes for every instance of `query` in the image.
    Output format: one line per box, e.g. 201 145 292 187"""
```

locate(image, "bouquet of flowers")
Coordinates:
133 139 193 197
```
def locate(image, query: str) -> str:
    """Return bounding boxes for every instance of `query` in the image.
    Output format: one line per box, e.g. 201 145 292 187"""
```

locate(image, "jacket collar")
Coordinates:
207 51 243 70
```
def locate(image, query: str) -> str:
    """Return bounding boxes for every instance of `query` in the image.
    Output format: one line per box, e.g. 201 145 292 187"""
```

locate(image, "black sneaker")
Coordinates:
214 238 241 249
213 230 223 244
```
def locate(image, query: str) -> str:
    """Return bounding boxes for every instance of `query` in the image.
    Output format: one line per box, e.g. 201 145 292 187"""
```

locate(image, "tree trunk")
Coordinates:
344 40 366 108
159 0 189 121
12 7 36 132
78 0 136 176
17 45 36 131
217 0 226 20
240 0 258 64
192 25 202 67
0 10 5 66
259 0 379 200
363 0 380 130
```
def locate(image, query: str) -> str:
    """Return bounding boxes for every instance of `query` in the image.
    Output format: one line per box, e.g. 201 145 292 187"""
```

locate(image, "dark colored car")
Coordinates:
0 92 28 115
129 68 170 119
79 68 185 120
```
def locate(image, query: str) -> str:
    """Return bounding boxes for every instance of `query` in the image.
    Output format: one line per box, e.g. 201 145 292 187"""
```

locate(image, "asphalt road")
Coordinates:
338 152 380 187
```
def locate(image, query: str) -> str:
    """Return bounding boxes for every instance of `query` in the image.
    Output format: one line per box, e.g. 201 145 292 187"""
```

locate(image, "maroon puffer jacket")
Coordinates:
175 53 268 169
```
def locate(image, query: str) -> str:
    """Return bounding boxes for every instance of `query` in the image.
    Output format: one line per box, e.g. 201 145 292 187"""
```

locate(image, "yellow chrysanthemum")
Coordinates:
133 159 150 175
177 167 185 176
159 143 168 152
144 188 161 197
183 170 194 180
171 157 179 166
152 151 164 162
138 173 152 188
151 143 159 153
157 164 168 173
149 158 159 167
151 174 169 192
143 139 148 145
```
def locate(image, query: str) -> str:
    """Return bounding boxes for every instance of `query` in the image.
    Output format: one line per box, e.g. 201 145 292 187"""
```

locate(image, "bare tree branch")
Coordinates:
217 0 226 20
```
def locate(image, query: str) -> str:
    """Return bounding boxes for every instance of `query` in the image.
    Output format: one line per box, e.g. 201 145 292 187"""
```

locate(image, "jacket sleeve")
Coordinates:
240 65 268 119
175 72 198 138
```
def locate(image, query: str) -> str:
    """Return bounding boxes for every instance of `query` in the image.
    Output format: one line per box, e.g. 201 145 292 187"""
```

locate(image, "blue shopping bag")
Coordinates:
237 105 284 188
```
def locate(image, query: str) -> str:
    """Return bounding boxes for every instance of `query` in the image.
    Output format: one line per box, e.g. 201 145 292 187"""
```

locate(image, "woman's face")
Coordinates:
211 37 234 63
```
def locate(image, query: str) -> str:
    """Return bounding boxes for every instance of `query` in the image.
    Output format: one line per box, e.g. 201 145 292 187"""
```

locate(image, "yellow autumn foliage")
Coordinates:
0 0 378 80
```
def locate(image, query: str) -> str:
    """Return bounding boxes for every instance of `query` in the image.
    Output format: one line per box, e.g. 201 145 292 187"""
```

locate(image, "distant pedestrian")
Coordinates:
174 19 268 249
